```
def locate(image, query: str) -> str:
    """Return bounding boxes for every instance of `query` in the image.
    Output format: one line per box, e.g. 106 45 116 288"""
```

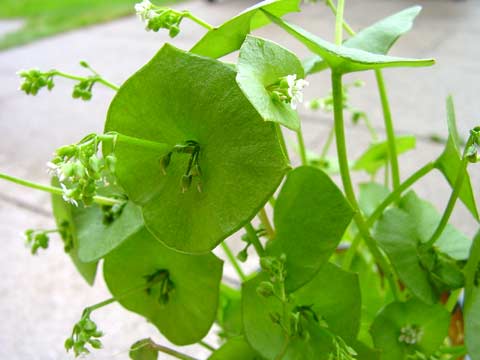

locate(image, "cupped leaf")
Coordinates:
266 166 354 291
353 136 416 176
304 6 423 75
435 96 479 220
375 191 470 304
264 10 434 74
103 228 223 345
75 201 144 262
236 35 304 130
105 44 289 253
208 337 261 360
370 299 450 360
464 231 480 360
191 0 300 59
51 180 98 285
242 263 361 360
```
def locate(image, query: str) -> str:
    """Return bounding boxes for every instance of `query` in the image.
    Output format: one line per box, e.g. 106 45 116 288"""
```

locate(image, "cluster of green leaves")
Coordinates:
5 0 480 359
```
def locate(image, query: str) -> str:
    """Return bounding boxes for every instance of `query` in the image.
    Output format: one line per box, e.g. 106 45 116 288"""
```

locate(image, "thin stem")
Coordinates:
342 232 361 270
445 288 461 313
114 133 171 153
324 0 355 36
245 222 265 257
438 345 467 356
425 137 473 248
54 71 119 91
183 12 214 30
148 339 199 360
198 340 215 352
331 72 400 300
334 0 346 45
221 242 246 281
367 162 435 226
0 172 122 206
296 127 308 165
275 124 291 164
319 125 335 160
375 70 400 190
258 208 275 239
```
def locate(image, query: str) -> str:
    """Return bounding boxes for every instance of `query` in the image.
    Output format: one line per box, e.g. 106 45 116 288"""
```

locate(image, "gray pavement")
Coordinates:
0 0 479 358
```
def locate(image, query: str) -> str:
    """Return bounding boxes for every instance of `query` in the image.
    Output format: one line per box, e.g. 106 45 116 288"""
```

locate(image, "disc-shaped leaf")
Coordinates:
375 191 470 304
435 96 479 220
358 182 390 217
242 263 361 360
370 299 450 360
264 10 434 74
51 181 98 285
266 166 354 292
74 201 144 262
353 136 416 175
236 35 304 130
105 44 289 253
191 0 300 59
208 337 261 360
103 228 223 345
304 6 423 75
464 231 480 360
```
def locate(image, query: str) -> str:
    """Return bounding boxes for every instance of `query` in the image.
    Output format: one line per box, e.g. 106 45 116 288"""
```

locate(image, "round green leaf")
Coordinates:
103 228 223 345
236 35 304 130
105 44 289 253
75 201 144 262
208 337 261 360
191 0 301 59
242 263 361 359
51 180 98 285
266 166 353 291
370 299 450 360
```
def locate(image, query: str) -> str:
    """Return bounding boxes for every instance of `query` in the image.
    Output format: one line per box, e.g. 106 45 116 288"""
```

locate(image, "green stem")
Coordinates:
113 133 171 153
198 340 215 352
445 288 461 313
342 232 361 270
296 127 308 166
147 339 199 360
375 70 400 190
54 71 119 91
183 12 214 30
319 125 335 161
258 207 275 239
331 72 400 300
221 242 246 281
275 124 291 163
438 345 467 356
245 222 265 256
334 0 346 45
425 138 473 248
0 172 122 206
324 0 355 36
368 162 435 225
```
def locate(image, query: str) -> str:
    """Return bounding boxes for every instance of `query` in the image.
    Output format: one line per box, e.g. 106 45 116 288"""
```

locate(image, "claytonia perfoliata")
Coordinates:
398 324 423 345
286 74 309 110
268 74 309 110
134 1 183 37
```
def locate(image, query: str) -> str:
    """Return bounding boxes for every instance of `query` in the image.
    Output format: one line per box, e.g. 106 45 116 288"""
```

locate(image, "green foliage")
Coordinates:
3 1 480 359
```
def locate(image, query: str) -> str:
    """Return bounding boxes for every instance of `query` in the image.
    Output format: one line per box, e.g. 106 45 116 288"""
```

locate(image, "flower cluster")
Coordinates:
466 126 480 163
48 134 117 206
268 74 309 110
135 0 184 37
398 324 424 345
65 313 103 357
24 229 50 255
17 69 54 95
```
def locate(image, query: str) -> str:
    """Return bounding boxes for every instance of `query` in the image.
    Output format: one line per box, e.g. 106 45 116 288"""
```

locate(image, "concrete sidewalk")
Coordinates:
0 0 479 358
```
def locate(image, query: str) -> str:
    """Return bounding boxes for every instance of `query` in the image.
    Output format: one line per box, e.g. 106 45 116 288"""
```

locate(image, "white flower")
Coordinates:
46 161 65 180
60 183 78 207
135 0 155 23
286 74 309 110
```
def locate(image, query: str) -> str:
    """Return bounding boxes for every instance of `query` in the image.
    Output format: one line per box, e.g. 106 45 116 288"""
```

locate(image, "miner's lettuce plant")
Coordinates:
2 0 480 359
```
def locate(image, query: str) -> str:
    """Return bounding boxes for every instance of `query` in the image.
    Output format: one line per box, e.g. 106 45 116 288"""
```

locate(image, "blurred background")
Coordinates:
0 0 478 358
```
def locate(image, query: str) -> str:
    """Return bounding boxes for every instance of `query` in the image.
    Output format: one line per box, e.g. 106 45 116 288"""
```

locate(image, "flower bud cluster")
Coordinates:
268 74 309 110
466 126 480 163
65 314 103 357
398 324 423 345
17 69 54 95
48 134 117 206
237 226 267 262
24 229 50 255
135 0 184 37
328 335 358 360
